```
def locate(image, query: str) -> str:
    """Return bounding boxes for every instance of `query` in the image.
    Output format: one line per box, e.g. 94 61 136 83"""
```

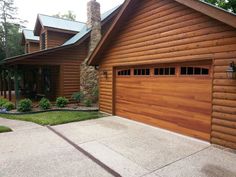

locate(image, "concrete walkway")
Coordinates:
0 116 236 177
0 117 41 132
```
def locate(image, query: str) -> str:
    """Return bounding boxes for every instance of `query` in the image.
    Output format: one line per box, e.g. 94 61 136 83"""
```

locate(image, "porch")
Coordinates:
0 65 60 104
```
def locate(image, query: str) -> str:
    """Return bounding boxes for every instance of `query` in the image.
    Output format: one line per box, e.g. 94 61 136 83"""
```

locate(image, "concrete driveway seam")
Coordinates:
46 126 122 177
97 140 151 172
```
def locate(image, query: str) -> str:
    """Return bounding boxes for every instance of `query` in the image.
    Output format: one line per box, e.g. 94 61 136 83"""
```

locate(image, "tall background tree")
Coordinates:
53 10 76 21
0 0 24 60
202 0 236 13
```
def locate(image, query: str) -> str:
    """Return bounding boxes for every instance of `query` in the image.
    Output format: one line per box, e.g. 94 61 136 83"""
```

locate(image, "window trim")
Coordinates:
41 32 46 50
133 68 151 76
25 43 29 53
180 66 211 77
154 67 177 77
117 68 131 77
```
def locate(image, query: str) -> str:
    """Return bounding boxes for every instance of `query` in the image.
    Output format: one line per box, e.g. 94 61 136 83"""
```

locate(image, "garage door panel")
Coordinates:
115 64 212 141
116 91 211 112
117 77 211 102
116 108 210 140
116 101 210 127
116 88 211 117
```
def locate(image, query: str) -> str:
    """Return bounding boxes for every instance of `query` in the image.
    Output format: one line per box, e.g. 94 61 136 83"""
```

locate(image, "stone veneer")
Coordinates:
80 0 101 101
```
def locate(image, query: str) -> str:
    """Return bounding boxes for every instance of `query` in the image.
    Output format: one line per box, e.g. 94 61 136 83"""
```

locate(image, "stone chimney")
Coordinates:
87 0 102 54
80 0 101 103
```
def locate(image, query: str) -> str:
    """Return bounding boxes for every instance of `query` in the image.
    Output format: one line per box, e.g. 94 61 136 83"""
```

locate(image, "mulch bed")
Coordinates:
1 103 99 115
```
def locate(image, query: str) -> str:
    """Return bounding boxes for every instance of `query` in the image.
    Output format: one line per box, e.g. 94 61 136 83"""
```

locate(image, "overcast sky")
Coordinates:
14 0 124 29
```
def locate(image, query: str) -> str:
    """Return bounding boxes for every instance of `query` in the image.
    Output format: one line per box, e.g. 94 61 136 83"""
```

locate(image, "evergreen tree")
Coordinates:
53 10 77 21
202 0 236 13
0 0 24 60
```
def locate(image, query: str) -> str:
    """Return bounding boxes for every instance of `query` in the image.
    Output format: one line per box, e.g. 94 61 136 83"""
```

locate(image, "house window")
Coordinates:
25 43 29 53
181 67 209 76
117 69 131 76
134 68 150 76
41 32 46 50
154 67 176 76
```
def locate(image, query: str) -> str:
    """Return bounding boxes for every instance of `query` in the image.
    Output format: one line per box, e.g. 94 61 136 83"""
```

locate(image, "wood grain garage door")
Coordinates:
115 62 212 141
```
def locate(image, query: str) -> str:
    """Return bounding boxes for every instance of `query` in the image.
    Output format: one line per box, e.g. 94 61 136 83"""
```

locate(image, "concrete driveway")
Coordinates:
0 116 236 177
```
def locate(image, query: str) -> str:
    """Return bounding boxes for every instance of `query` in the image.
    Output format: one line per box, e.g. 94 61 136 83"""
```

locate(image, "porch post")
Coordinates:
14 65 20 106
3 69 7 99
8 68 12 101
0 67 2 96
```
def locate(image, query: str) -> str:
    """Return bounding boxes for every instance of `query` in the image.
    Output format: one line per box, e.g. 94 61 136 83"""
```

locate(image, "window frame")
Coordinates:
41 32 46 50
133 68 151 77
25 43 29 53
116 68 131 77
180 66 211 77
154 67 177 77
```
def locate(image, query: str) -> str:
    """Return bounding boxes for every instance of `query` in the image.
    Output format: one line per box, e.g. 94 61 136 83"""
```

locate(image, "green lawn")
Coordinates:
0 111 105 126
0 126 12 133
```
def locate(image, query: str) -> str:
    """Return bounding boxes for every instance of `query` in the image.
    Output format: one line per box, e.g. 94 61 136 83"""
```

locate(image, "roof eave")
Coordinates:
176 0 236 28
2 29 90 65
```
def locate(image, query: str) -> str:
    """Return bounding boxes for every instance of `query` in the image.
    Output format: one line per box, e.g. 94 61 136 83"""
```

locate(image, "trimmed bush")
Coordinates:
56 97 69 108
39 98 51 110
0 98 9 107
2 102 15 111
72 92 84 103
84 99 92 107
17 99 32 112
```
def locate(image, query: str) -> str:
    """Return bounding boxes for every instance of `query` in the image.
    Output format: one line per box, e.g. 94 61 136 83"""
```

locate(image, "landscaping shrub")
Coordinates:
39 98 51 110
56 97 69 108
71 92 84 103
0 98 9 107
2 102 15 111
84 99 92 107
17 99 32 112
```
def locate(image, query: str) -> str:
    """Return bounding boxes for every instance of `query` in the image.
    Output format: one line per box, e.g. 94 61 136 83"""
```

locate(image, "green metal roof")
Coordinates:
22 29 39 41
63 4 121 46
37 14 86 32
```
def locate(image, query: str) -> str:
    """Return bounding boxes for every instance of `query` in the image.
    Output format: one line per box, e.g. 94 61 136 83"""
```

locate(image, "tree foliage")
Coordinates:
0 0 24 60
53 10 76 21
202 0 236 13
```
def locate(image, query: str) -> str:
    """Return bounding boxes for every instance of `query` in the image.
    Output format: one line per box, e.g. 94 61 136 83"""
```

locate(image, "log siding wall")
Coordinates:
28 42 40 53
47 31 75 49
98 0 236 148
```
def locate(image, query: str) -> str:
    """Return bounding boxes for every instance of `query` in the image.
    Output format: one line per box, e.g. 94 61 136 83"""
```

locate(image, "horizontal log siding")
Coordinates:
29 42 40 53
212 55 236 149
98 0 236 148
15 40 89 100
47 31 75 49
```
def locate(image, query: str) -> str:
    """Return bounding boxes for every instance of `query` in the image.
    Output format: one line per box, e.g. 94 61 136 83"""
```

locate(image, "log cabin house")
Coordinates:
88 0 236 149
0 1 120 102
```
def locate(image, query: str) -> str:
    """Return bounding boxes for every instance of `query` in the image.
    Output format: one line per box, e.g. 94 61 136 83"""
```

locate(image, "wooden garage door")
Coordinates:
115 62 212 141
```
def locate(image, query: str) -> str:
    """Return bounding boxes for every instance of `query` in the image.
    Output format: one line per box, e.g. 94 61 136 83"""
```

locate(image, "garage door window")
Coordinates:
117 69 131 76
134 68 150 76
181 67 209 76
154 67 176 76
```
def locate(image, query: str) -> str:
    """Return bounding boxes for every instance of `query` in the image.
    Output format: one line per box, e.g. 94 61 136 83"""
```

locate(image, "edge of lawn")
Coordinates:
0 126 12 133
0 110 107 126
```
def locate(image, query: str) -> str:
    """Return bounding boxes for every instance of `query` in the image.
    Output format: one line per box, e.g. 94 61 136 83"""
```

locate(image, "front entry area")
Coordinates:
115 61 212 141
